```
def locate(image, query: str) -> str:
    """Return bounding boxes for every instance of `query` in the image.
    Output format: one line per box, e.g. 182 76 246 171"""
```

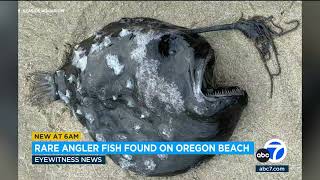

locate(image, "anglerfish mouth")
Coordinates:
203 86 245 97
196 53 247 100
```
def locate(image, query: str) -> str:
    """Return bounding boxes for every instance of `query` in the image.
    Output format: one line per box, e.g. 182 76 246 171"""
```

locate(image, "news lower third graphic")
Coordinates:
32 155 106 164
255 139 289 172
31 132 255 164
32 132 81 141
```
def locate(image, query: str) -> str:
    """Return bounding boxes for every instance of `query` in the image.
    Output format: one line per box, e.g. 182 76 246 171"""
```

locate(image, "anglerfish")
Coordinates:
28 16 299 176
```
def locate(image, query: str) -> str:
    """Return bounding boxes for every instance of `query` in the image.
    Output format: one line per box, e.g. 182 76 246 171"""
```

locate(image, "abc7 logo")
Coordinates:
256 139 287 163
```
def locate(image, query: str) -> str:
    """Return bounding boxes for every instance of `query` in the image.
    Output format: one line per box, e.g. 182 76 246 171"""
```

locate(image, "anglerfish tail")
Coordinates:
27 71 58 106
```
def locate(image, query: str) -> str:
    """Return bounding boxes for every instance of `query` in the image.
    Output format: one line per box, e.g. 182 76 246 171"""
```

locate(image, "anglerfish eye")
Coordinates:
158 34 177 57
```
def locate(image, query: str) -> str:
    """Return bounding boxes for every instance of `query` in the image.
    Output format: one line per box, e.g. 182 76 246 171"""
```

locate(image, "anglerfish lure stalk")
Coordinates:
28 16 298 176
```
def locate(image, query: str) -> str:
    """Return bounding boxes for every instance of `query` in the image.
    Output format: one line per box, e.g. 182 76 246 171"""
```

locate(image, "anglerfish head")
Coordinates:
146 31 249 118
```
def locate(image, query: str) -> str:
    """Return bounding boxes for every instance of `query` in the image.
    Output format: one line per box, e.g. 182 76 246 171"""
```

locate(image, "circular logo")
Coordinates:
256 148 270 162
264 139 287 163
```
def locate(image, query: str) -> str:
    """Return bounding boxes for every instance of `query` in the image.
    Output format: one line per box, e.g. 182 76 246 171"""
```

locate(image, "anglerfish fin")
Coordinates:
27 71 58 106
